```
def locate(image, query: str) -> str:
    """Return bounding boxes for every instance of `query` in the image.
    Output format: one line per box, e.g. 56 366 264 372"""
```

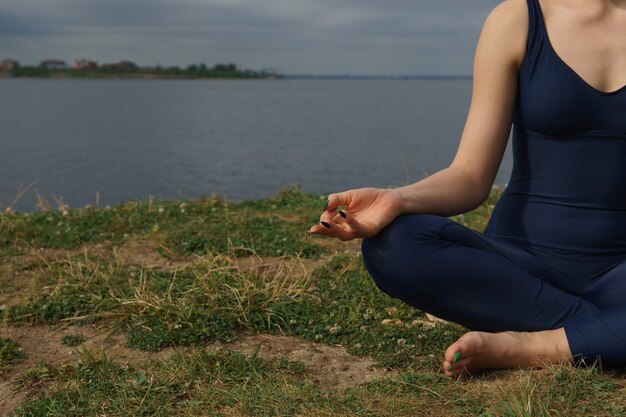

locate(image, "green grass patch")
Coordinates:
0 184 329 258
13 348 316 417
61 333 86 347
283 254 466 370
0 337 26 372
11 347 626 417
5 255 133 324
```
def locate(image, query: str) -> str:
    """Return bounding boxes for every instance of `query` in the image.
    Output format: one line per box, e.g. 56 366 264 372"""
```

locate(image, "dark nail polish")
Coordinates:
321 221 331 229
323 200 329 211
339 210 346 218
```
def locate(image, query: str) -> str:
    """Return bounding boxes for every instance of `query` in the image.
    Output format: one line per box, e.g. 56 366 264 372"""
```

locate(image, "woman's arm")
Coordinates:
392 0 528 217
311 0 529 240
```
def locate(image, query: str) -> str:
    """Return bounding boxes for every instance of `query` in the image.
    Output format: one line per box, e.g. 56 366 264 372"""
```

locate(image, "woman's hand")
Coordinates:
308 187 403 240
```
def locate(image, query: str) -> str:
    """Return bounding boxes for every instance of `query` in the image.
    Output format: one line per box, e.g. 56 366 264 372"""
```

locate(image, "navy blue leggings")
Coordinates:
361 214 626 367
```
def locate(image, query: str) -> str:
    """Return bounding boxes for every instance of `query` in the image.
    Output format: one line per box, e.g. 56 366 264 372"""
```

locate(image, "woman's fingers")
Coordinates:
309 220 357 241
325 191 352 213
332 210 347 224
309 189 375 240
322 222 355 241
317 205 370 239
334 209 372 237
308 223 334 237
320 208 338 225
308 209 333 234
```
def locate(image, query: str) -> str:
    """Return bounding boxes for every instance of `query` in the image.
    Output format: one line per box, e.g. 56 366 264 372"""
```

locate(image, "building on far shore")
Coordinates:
74 59 98 70
100 60 138 72
1 59 19 71
41 59 66 69
117 60 138 71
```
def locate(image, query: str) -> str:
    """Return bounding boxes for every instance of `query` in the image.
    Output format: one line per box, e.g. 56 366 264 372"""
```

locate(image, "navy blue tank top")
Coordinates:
484 0 626 256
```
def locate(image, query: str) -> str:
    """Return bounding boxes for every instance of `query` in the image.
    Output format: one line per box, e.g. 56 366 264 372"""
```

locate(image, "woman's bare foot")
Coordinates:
442 327 573 378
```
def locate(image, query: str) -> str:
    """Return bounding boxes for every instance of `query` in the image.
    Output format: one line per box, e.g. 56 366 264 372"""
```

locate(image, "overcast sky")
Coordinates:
0 0 501 75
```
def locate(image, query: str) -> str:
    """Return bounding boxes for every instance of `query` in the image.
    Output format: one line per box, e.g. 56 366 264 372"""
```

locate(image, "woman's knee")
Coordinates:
361 213 450 260
361 213 450 297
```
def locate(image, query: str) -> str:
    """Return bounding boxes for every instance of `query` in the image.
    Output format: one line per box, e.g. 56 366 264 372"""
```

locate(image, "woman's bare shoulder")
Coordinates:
488 0 528 26
481 0 529 69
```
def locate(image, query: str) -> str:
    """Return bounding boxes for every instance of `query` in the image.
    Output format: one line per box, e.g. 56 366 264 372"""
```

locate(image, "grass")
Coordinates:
0 184 327 257
9 348 626 416
0 337 26 372
2 242 463 366
61 333 86 347
2 183 626 416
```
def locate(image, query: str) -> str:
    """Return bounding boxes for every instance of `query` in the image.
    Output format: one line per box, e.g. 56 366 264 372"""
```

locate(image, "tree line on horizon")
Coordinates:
0 59 279 79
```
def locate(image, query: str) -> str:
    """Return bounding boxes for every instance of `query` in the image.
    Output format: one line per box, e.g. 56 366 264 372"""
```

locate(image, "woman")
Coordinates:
308 0 626 378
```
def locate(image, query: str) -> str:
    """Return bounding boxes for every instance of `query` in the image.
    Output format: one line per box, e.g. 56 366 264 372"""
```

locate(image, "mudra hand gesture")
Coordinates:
308 187 402 241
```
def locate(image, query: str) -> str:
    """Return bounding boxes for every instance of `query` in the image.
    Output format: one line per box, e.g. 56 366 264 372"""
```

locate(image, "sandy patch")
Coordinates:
207 329 393 389
0 323 177 415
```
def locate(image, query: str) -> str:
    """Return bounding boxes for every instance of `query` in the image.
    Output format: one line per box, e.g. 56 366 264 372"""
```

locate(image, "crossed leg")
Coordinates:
361 214 626 377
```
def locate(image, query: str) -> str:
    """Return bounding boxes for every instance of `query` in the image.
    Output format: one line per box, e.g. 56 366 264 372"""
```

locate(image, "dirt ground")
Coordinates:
0 324 394 416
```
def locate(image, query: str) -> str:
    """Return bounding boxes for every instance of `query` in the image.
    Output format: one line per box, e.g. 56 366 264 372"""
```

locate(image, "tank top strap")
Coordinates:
525 0 546 57
519 0 552 80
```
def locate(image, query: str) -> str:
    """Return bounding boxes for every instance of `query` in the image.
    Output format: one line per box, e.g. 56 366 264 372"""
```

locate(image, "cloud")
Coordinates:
0 0 500 74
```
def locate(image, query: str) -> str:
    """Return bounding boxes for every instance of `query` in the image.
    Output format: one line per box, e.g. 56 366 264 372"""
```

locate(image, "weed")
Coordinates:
0 337 26 372
15 360 58 390
61 333 86 346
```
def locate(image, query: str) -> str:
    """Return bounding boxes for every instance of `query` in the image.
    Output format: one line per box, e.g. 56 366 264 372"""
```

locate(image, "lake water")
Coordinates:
0 78 512 211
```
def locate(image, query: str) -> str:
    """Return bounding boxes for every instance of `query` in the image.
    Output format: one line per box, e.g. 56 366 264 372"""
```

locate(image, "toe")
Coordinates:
447 357 472 374
444 331 482 363
444 340 467 364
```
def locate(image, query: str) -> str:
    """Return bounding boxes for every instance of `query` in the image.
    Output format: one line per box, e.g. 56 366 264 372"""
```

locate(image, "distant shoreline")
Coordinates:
0 72 270 80
284 74 472 80
0 73 472 81
0 62 270 80
0 74 274 81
